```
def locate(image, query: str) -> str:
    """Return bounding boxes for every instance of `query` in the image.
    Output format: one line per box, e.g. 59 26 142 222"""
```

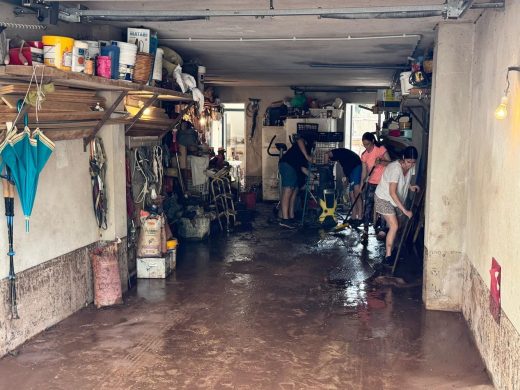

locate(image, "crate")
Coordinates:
296 122 319 132
137 257 171 279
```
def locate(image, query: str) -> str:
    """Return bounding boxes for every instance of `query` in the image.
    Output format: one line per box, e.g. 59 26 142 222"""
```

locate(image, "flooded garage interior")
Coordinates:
0 210 492 389
0 1 519 389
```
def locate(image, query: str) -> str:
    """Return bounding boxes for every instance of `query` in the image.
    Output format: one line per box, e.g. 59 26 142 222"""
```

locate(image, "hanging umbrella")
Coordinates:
0 99 55 232
0 98 54 318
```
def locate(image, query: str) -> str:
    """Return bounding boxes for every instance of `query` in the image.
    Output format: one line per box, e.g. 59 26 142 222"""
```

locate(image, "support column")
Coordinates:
96 91 129 291
423 23 475 311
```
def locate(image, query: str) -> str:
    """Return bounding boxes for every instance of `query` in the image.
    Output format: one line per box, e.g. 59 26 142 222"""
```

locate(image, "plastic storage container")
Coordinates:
114 40 137 81
42 35 75 70
100 43 120 80
400 71 413 95
71 40 88 73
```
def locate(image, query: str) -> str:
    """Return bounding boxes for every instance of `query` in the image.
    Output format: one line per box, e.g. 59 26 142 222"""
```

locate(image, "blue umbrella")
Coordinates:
0 99 54 318
0 100 55 232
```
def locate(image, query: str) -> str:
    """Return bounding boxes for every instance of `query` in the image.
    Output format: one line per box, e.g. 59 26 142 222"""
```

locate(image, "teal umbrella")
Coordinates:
0 100 55 231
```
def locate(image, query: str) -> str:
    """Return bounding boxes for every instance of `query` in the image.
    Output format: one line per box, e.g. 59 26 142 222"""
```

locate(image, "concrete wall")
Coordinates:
426 1 520 387
463 1 520 387
216 86 375 182
424 23 474 311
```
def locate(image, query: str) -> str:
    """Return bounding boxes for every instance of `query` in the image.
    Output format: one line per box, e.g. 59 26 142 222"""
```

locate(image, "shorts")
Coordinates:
279 162 298 188
374 195 396 216
348 164 362 189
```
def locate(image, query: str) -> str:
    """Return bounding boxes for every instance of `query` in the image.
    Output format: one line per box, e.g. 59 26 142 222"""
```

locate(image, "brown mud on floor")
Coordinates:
0 207 492 389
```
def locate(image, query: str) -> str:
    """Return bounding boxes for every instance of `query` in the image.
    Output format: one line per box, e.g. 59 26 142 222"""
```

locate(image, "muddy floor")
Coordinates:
0 207 492 389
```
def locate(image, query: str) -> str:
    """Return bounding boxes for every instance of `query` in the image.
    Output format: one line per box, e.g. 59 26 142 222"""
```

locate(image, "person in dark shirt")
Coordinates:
325 148 363 222
278 136 314 228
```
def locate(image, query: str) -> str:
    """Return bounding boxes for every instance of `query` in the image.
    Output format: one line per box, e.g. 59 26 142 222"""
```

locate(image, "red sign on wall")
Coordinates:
489 257 501 323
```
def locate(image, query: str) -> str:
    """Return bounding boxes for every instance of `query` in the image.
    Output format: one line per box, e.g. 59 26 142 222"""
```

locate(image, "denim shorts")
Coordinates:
349 164 362 187
279 162 298 188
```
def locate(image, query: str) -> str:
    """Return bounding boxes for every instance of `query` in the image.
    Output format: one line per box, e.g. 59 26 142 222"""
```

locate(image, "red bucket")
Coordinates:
240 192 256 210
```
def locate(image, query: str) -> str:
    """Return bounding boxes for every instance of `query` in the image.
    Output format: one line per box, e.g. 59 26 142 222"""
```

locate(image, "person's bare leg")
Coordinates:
281 188 293 220
289 187 299 219
383 214 398 257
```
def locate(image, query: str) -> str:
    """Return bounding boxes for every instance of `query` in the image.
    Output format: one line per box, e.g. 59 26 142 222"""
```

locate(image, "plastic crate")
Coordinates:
296 122 319 132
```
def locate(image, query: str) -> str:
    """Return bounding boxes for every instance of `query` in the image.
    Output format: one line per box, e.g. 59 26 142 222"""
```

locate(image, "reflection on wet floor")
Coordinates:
0 205 492 389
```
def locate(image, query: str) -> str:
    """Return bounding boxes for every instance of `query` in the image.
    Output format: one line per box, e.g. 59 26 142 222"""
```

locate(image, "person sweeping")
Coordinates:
360 132 391 238
374 146 420 266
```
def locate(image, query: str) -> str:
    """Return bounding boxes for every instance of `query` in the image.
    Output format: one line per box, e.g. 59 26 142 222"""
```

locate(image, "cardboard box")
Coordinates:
137 257 171 279
127 28 151 53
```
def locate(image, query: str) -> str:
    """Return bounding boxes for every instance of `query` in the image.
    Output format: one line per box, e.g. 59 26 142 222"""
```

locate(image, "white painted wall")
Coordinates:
465 0 520 331
0 138 100 278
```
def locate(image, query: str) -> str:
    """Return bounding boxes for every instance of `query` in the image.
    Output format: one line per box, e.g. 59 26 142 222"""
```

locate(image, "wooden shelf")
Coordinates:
0 65 193 102
0 65 194 145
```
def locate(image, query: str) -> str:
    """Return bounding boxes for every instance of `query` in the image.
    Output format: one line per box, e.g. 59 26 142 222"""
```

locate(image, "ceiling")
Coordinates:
23 1 506 89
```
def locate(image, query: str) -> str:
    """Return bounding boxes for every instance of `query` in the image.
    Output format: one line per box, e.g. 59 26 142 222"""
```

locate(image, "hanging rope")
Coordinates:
89 137 108 230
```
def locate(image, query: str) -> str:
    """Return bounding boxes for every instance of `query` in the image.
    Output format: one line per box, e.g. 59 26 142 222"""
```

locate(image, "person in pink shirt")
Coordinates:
360 132 391 237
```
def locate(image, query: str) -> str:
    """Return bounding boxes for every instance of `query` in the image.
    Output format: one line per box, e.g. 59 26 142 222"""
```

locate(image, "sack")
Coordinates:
138 215 163 257
91 243 123 308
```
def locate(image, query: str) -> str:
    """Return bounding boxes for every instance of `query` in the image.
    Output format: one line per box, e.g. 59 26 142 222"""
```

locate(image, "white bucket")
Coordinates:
71 40 88 72
114 41 137 66
400 71 413 95
84 40 100 59
152 48 164 81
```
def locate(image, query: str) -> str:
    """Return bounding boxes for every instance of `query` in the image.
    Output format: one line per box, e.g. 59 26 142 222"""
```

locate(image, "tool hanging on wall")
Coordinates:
247 98 260 140
89 137 108 230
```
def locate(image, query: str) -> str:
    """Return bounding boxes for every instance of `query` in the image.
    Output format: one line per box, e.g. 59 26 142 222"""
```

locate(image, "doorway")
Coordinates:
344 104 380 154
210 103 246 188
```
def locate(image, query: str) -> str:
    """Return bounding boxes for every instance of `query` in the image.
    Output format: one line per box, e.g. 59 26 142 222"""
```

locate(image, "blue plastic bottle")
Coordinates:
100 43 120 80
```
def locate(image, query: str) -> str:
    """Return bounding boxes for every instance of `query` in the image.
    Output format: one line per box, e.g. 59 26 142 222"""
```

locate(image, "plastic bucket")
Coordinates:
240 192 257 210
9 47 43 65
152 47 163 81
166 238 178 250
42 35 75 70
400 71 413 95
72 40 88 73
115 41 137 65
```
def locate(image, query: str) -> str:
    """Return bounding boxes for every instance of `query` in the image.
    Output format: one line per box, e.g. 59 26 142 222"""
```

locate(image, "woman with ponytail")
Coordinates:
374 146 420 266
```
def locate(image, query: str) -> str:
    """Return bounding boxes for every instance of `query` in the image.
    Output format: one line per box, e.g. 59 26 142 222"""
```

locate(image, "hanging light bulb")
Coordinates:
495 66 520 121
495 96 508 120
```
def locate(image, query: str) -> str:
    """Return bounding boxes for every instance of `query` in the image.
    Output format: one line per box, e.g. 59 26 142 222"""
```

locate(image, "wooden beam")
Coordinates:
83 90 128 148
124 94 159 134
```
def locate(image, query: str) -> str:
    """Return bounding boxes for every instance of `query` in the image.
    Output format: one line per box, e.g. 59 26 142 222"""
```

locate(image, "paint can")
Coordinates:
96 56 112 79
71 40 88 73
152 47 164 81
42 35 75 71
